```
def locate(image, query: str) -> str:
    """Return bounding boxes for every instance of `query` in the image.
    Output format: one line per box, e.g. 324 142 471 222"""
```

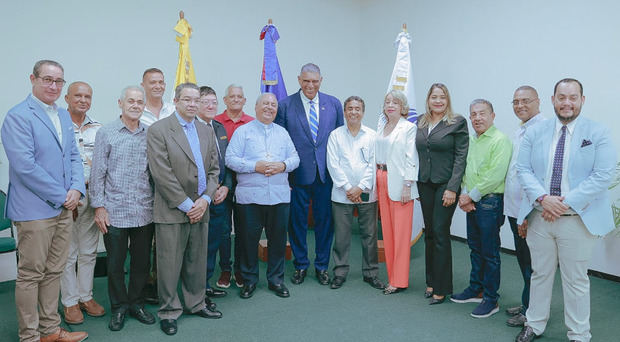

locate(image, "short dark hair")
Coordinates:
343 96 365 112
554 78 583 96
200 86 216 97
174 83 199 99
143 67 164 79
33 60 63 77
470 98 494 113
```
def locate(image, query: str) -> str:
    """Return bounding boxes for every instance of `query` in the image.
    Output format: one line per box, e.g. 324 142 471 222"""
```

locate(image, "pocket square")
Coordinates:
581 139 592 147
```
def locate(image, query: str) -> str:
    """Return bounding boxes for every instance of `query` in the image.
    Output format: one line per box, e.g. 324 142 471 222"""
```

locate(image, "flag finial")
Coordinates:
179 11 184 20
268 18 273 25
402 23 407 32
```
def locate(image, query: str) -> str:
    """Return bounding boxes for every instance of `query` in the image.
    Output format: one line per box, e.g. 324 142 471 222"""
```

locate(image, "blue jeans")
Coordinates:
206 199 232 288
466 194 505 303
508 216 532 312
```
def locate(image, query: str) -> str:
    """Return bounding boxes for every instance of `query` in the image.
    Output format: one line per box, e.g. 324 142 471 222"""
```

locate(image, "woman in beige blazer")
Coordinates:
375 90 419 294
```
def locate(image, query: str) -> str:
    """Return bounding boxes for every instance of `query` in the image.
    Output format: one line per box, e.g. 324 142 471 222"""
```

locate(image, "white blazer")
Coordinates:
377 117 419 201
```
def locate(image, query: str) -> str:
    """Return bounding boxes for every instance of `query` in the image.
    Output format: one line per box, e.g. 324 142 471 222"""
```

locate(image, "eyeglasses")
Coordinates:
178 97 201 105
511 98 538 106
199 100 218 106
37 76 66 87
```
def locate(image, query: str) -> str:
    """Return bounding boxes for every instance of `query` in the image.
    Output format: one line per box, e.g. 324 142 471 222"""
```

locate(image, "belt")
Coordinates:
481 193 502 200
377 164 388 171
561 213 579 216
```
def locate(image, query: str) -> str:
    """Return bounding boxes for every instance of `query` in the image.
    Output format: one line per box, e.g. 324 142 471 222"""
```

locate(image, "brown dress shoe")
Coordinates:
41 328 88 342
79 299 105 317
63 305 84 325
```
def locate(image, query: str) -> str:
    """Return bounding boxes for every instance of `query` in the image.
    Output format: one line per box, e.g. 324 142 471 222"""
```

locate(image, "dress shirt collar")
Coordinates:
475 124 497 140
553 116 577 136
72 114 97 129
299 90 318 105
345 124 366 138
175 112 196 128
115 116 145 134
31 93 58 111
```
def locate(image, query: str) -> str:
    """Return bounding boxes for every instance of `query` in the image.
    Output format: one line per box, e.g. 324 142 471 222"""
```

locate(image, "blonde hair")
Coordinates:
383 90 409 118
418 83 457 128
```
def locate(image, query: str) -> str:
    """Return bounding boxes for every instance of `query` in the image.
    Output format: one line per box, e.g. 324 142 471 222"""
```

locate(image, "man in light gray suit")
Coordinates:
515 79 617 342
147 83 222 336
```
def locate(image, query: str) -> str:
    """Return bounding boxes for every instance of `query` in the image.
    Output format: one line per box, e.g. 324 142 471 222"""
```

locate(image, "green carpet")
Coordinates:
1 228 619 342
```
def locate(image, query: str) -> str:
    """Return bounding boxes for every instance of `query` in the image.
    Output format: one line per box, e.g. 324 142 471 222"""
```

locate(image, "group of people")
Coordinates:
1 59 615 342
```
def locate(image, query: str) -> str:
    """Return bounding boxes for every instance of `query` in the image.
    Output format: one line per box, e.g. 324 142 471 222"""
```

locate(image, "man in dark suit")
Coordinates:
197 86 233 302
275 63 344 285
147 83 222 336
2 59 88 342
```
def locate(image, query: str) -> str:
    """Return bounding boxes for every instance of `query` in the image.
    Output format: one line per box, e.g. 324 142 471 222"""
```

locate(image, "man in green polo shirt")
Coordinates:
451 98 512 319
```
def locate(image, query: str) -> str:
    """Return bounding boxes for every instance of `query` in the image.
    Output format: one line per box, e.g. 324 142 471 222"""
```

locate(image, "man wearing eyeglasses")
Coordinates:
147 83 222 336
503 86 546 328
2 60 88 342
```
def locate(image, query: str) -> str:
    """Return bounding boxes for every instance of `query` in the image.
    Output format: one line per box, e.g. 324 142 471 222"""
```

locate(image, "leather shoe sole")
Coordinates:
160 319 177 335
291 269 307 285
268 283 290 298
240 284 256 299
193 307 223 319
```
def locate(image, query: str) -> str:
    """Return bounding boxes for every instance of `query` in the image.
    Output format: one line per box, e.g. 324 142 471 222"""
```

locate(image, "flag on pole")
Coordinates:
174 11 197 89
387 29 417 123
260 22 287 100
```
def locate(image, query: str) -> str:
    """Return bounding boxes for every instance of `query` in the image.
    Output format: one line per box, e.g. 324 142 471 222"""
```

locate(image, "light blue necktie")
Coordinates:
309 100 318 143
184 121 207 195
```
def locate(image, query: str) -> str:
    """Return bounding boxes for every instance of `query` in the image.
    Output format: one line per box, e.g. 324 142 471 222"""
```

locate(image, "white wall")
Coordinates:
0 0 619 280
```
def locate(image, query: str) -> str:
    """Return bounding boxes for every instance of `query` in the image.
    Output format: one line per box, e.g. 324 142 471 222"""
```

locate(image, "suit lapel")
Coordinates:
169 116 197 166
428 120 448 138
293 91 315 144
197 122 209 163
316 92 329 144
28 96 62 149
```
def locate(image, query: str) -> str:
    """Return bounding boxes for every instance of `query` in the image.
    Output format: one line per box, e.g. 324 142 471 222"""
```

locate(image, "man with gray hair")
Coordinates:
275 63 344 286
452 99 512 319
214 84 254 289
90 86 156 331
148 83 222 336
226 92 299 299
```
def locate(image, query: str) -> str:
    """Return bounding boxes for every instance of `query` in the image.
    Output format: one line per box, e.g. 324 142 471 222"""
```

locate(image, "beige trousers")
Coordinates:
525 213 597 342
14 209 73 342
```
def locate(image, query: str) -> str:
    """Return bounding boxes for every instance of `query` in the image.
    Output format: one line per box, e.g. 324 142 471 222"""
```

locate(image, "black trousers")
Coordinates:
418 182 459 296
103 224 153 312
236 203 289 286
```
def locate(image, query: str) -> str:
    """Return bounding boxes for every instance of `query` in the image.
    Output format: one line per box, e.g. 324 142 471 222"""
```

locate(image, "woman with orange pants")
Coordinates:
375 90 419 294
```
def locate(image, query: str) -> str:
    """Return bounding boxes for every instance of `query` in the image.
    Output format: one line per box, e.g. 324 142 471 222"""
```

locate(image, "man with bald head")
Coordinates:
60 82 106 325
226 93 299 299
503 86 546 327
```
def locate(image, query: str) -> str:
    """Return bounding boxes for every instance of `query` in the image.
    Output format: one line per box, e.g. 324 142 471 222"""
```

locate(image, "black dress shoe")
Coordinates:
129 306 156 325
206 287 227 298
424 289 433 298
363 276 386 290
240 284 256 299
515 326 539 342
429 296 446 305
268 283 290 298
291 269 307 285
205 297 217 311
160 319 177 336
109 311 126 331
193 307 222 319
330 276 345 289
143 283 159 304
315 270 330 285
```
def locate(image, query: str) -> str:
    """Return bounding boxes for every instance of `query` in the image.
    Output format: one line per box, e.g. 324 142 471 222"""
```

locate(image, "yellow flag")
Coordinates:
174 17 197 88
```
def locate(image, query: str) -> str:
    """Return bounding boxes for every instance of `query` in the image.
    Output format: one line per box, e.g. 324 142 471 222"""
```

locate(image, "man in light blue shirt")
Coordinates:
226 93 300 299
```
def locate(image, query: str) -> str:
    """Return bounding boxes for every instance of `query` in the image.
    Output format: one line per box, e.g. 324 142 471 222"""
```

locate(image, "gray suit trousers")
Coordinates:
331 201 379 278
156 221 208 320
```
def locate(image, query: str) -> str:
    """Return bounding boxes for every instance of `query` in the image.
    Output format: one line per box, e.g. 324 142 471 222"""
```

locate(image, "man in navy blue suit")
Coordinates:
275 63 344 285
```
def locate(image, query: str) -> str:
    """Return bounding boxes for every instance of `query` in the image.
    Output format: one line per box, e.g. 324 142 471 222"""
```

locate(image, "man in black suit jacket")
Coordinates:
198 86 233 303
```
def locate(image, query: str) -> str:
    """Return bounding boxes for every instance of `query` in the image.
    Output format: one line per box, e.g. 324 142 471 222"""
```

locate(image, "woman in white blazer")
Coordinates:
375 90 419 294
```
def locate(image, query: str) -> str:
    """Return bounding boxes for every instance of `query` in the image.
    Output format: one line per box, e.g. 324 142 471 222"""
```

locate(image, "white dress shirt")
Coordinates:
140 102 176 127
299 91 319 125
542 118 577 214
326 125 377 204
503 114 546 218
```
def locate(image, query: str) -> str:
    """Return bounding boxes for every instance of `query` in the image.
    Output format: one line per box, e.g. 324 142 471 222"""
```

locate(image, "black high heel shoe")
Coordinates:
429 296 446 305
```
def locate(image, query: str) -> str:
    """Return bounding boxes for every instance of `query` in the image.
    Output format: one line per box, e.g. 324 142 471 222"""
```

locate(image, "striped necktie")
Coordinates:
549 125 567 196
309 100 318 143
